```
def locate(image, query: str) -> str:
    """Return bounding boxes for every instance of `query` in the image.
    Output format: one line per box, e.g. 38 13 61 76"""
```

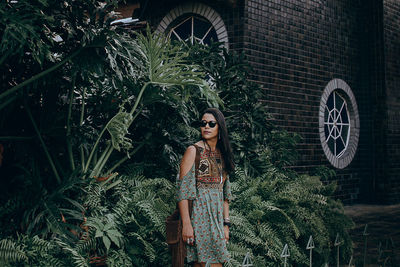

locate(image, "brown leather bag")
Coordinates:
165 145 200 267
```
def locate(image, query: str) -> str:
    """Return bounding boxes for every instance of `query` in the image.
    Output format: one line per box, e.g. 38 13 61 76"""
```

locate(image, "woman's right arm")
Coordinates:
178 145 196 244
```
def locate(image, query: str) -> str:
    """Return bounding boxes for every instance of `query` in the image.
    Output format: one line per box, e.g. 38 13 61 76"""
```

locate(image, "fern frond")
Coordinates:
75 235 97 254
0 238 28 263
128 233 156 262
55 239 89 267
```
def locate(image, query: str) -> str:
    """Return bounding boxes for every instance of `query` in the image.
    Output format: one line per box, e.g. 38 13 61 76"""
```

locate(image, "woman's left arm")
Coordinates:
223 200 230 241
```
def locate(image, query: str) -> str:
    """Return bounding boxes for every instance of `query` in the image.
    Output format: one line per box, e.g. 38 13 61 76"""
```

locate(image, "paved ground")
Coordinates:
344 204 400 267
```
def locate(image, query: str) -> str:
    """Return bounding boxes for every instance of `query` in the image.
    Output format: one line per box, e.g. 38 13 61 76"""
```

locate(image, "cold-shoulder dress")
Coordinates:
177 145 233 264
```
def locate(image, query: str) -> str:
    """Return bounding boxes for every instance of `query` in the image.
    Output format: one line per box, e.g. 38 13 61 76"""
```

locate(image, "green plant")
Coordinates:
86 217 123 252
228 168 353 267
0 167 176 267
0 1 218 265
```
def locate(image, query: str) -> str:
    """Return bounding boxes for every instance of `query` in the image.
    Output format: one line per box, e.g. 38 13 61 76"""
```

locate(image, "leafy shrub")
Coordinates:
228 169 353 266
0 169 175 267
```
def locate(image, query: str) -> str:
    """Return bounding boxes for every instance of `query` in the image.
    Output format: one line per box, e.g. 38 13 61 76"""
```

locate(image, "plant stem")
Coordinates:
85 81 149 174
88 143 110 177
129 82 150 115
25 103 61 184
0 48 83 101
105 179 122 191
89 143 113 178
80 148 85 173
0 136 34 141
84 126 108 173
0 95 17 111
94 145 114 178
131 106 144 122
79 87 87 125
80 87 87 171
66 74 76 171
93 107 145 176
107 142 145 174
0 50 11 66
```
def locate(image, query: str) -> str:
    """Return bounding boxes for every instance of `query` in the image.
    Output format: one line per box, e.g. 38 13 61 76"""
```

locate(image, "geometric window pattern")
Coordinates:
168 15 218 45
319 79 360 169
324 91 350 157
156 2 228 48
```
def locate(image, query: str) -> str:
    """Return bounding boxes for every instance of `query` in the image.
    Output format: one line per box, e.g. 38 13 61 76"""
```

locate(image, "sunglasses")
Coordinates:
200 120 217 128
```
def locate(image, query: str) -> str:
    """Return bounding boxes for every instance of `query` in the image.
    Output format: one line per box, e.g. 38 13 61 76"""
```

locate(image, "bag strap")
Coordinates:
194 144 201 178
188 145 200 216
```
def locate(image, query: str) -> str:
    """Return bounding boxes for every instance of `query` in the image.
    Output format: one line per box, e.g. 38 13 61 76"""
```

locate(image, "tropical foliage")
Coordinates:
0 169 176 266
228 169 353 266
0 0 354 266
0 0 213 265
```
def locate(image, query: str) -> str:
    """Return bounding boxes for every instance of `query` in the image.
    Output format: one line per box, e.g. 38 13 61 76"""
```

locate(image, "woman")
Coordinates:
177 108 235 266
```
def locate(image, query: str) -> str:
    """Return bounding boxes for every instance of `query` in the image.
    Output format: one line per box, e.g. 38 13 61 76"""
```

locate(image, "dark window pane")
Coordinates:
194 17 212 39
336 137 345 155
341 107 349 123
334 127 339 139
335 92 344 110
326 94 334 110
324 107 329 122
328 138 334 154
174 18 192 41
203 29 218 44
342 125 349 143
325 124 330 139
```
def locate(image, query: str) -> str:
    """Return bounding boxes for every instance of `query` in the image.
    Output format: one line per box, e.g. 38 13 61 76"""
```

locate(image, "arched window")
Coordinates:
319 79 360 169
156 2 228 47
168 15 218 45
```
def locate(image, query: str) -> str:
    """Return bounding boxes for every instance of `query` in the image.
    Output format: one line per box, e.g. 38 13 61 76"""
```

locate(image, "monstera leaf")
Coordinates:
106 111 133 152
133 26 205 87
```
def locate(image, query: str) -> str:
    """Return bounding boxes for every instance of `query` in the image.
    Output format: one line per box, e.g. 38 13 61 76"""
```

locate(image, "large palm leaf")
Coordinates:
133 26 205 87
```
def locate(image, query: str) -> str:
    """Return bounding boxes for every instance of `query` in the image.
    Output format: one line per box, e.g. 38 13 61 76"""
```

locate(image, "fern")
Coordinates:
75 234 97 254
0 238 28 263
227 167 353 266
56 239 89 267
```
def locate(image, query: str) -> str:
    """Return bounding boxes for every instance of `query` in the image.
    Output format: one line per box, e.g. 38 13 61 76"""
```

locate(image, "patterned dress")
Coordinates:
177 145 233 264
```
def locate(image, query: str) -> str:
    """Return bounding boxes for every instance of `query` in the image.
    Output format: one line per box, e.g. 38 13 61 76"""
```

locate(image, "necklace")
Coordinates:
203 140 223 184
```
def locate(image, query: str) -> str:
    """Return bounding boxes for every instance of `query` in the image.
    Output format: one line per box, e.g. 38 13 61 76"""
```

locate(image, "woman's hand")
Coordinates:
182 222 195 246
224 225 229 243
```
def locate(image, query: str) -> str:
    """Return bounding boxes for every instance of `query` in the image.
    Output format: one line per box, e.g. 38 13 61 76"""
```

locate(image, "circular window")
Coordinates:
319 79 360 169
156 2 228 47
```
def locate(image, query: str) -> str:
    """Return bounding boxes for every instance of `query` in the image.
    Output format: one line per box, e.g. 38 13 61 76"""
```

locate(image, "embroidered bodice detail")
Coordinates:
196 146 225 189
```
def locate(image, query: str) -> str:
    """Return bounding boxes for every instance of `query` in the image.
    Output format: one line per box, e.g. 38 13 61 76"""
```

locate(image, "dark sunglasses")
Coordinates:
200 120 217 128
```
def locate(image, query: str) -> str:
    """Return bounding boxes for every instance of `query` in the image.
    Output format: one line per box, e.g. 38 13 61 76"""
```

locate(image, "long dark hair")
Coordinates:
202 108 235 174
